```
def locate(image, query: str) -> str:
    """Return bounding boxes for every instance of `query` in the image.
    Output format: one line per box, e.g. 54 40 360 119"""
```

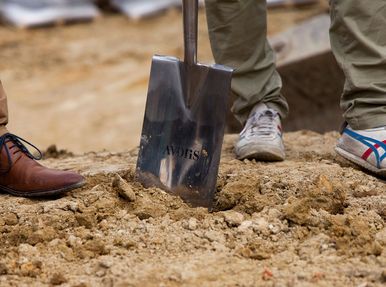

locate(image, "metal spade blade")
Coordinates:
136 0 233 208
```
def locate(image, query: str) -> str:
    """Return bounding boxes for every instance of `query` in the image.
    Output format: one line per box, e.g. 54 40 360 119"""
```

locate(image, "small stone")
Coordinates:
270 235 279 242
27 227 57 245
297 272 307 280
96 269 106 277
124 240 137 249
99 219 110 231
68 202 79 212
113 236 137 249
84 239 107 255
238 220 253 232
50 273 67 285
381 269 386 283
223 211 244 227
112 174 136 202
311 272 326 283
75 214 94 229
0 262 7 275
187 218 198 231
4 212 18 226
48 238 62 247
43 206 51 214
253 218 269 234
18 244 39 257
204 231 222 243
262 268 273 281
67 235 82 247
268 224 281 234
99 256 114 268
320 244 329 251
267 208 282 219
238 247 271 260
375 229 386 246
19 261 41 277
32 260 42 269
102 277 114 287
134 211 152 220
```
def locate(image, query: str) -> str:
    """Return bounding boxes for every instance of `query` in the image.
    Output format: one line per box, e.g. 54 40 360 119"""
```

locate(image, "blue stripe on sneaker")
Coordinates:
343 128 386 169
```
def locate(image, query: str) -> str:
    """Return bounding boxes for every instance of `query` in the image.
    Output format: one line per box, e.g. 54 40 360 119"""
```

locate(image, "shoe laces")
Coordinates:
242 110 279 138
0 133 42 174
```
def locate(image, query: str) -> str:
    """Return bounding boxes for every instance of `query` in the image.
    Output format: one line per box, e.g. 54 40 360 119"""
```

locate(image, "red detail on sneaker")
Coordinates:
361 140 386 160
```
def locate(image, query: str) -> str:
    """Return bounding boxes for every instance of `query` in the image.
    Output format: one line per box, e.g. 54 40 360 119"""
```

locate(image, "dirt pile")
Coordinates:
0 131 384 286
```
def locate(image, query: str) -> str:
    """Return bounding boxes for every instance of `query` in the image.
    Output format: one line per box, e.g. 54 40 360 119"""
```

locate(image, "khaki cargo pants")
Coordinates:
205 0 386 130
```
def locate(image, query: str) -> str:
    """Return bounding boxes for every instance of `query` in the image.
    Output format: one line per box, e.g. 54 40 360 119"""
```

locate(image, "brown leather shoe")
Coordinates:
0 133 85 197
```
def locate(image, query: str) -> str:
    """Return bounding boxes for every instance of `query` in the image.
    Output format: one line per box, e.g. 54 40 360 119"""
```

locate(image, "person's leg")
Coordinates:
330 0 386 177
205 0 288 125
205 0 288 161
0 80 85 196
330 0 386 129
0 81 9 136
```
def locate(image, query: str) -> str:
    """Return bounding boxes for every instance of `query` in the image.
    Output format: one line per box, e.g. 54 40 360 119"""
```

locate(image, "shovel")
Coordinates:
136 0 233 208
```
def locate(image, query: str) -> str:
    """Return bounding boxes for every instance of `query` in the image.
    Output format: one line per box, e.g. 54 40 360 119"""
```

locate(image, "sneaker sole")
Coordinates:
236 146 285 162
335 146 386 178
0 180 86 198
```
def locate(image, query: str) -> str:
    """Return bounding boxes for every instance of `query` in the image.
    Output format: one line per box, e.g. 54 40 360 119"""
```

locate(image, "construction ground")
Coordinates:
0 2 385 286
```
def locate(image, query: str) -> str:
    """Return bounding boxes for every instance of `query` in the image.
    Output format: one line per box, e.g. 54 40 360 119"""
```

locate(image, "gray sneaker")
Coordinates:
235 103 285 161
335 125 386 177
0 0 99 28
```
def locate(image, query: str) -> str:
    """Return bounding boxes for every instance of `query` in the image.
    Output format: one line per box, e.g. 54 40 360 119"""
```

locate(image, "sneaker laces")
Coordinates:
0 133 42 174
242 110 279 138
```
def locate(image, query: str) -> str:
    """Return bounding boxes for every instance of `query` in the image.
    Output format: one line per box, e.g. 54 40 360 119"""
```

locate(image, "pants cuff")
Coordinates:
265 101 289 121
347 115 386 130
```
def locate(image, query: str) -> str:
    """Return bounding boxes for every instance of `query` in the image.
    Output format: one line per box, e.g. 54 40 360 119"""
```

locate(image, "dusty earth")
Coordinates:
0 2 385 287
0 132 385 286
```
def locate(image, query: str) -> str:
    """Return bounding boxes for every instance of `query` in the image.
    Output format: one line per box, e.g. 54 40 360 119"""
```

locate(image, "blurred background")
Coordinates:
0 0 340 153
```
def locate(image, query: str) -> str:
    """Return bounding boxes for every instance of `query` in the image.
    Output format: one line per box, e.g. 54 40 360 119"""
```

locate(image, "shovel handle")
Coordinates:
183 0 198 66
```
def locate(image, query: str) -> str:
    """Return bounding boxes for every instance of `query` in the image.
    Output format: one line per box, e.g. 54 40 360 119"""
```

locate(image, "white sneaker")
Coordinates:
335 125 386 177
235 103 285 161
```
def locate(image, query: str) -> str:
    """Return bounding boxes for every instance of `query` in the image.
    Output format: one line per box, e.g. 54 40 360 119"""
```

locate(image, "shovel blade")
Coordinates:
136 55 233 208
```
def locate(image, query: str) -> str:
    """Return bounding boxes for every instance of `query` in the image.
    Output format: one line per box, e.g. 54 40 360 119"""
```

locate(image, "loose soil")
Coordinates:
0 132 385 286
0 3 384 287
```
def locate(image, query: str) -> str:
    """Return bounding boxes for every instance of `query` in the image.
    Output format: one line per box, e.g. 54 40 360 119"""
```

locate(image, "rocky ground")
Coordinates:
0 132 385 287
0 2 384 287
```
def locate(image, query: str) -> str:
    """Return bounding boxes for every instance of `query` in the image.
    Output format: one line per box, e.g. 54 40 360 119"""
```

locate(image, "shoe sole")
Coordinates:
0 180 86 198
335 146 386 178
237 146 285 162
